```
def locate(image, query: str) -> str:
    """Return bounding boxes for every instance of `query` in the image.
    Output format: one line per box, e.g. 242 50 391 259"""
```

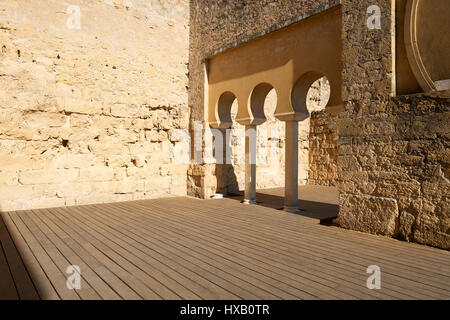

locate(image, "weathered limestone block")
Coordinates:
145 130 168 142
19 169 79 185
399 211 416 241
187 164 216 198
166 164 189 176
338 194 399 236
337 118 366 136
131 155 146 168
114 178 138 194
0 171 19 186
55 154 97 169
79 166 115 182
91 181 117 194
56 182 93 198
106 154 132 168
23 112 68 128
145 176 171 194
113 168 127 181
0 185 36 202
338 155 361 171
110 104 139 118
170 175 188 196
146 142 172 164
63 98 102 115
413 214 450 249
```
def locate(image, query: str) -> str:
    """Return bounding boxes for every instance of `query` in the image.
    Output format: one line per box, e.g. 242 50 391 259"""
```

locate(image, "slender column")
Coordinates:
284 120 299 212
243 124 257 204
220 127 232 195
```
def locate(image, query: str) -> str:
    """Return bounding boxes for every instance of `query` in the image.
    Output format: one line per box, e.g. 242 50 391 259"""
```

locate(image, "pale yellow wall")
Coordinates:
0 0 190 211
207 6 342 127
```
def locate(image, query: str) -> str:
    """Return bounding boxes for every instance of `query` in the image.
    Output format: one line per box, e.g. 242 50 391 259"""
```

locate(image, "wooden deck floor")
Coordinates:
1 194 449 300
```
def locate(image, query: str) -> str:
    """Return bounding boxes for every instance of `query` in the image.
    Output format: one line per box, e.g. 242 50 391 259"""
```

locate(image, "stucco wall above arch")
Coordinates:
206 5 342 126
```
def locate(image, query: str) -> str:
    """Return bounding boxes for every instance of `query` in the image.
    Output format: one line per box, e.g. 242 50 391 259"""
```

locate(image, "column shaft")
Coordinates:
284 120 299 211
244 125 257 204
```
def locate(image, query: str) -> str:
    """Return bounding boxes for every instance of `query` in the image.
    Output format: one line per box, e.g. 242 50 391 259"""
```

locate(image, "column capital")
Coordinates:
236 117 266 126
208 121 232 129
274 112 308 122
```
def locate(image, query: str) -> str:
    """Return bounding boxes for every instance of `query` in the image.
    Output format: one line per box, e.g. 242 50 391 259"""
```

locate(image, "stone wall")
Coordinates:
0 0 190 211
337 1 449 249
308 77 337 186
309 111 338 186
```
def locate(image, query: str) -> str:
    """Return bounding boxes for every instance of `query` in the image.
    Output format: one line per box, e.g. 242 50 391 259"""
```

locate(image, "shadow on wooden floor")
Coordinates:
0 213 39 300
2 198 449 300
225 186 339 221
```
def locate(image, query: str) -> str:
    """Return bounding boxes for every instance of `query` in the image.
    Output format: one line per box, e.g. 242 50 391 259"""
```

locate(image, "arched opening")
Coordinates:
217 91 237 127
214 92 239 196
293 74 338 189
230 98 238 122
290 73 336 188
250 83 277 123
291 71 329 115
306 76 331 113
264 88 277 120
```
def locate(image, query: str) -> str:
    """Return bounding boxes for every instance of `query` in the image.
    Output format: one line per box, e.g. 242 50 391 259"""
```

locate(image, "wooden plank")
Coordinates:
7 212 79 300
53 206 199 300
90 204 294 300
0 241 18 300
112 201 401 300
51 206 199 300
50 205 209 300
124 200 448 299
105 202 359 300
199 198 450 266
110 202 393 300
143 199 450 294
27 209 121 300
4 194 450 300
39 207 167 300
167 200 450 298
33 207 144 300
163 197 450 268
64 204 239 300
2 212 58 300
17 211 95 300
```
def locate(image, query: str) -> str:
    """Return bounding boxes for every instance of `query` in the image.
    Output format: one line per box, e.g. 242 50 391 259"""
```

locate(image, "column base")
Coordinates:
242 199 257 205
283 206 301 213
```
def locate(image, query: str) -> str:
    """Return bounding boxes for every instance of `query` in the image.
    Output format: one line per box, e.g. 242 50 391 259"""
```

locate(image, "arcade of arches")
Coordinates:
206 6 342 212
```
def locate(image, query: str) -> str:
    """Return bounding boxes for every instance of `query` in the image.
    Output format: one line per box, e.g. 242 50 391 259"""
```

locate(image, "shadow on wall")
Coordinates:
213 126 240 195
0 213 40 300
215 163 239 195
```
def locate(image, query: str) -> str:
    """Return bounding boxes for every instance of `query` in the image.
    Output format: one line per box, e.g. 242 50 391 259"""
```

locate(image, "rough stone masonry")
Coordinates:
0 0 190 210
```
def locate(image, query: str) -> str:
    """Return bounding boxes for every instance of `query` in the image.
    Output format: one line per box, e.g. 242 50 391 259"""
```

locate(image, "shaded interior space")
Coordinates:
1 197 449 300
225 185 339 221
